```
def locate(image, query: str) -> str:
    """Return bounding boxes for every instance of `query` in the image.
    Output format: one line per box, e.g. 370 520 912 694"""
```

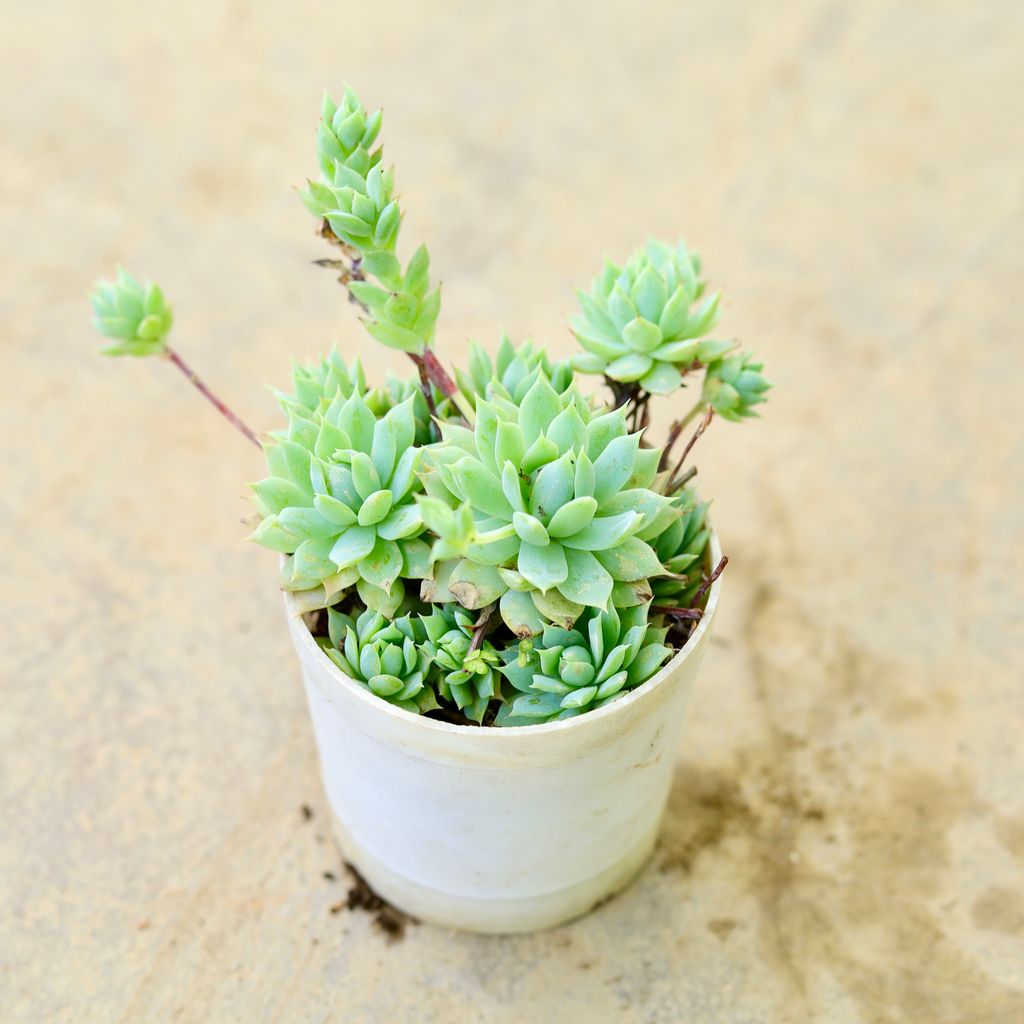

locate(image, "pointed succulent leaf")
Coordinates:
448 561 507 609
518 541 568 593
558 548 613 609
529 454 575 521
594 536 664 581
560 511 642 551
350 451 382 500
518 375 561 446
329 525 377 569
450 458 511 519
592 434 640 502
357 489 394 526
547 496 598 538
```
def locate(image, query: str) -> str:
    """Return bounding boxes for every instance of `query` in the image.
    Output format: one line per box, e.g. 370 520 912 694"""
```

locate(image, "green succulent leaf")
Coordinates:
518 540 568 593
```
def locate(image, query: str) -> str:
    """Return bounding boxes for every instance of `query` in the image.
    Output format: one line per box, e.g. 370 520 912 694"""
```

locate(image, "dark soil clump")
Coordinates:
342 862 417 943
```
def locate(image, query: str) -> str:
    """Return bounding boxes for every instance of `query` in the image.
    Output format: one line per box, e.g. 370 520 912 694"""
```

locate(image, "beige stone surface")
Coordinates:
3 1 1023 1020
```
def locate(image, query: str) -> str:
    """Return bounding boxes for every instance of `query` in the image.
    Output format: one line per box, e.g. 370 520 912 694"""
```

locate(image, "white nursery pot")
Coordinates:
284 533 722 934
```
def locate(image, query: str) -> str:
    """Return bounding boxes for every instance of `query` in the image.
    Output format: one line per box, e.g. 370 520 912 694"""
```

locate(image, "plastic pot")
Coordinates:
284 533 722 934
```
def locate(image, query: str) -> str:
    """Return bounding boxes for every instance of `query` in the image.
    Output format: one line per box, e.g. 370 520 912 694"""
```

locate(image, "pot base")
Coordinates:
329 808 658 934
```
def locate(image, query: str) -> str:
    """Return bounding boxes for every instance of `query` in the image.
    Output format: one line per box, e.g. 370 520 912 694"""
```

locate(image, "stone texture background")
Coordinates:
2 1 1022 1021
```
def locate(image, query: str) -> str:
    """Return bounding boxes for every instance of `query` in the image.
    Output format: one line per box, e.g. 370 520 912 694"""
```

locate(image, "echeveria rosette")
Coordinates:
455 336 574 408
90 269 174 357
321 607 439 715
701 351 771 421
419 372 678 635
570 239 732 395
416 606 503 724
496 604 671 725
650 490 711 604
250 390 430 616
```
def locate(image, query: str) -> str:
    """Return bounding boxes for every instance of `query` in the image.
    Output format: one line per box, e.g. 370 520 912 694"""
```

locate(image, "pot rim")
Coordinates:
284 529 722 740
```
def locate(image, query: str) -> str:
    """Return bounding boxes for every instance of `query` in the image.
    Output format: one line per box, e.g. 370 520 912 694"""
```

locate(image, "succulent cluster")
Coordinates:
498 604 671 724
91 83 770 727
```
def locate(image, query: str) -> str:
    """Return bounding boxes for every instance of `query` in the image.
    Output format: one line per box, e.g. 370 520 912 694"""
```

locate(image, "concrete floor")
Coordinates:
3 1 1023 1021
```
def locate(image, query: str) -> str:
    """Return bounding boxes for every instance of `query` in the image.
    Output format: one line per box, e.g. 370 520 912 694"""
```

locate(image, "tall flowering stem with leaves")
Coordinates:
90 85 770 727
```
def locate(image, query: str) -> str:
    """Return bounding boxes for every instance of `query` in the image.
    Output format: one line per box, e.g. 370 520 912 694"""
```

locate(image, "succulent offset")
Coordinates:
570 240 729 394
90 269 173 357
456 336 574 408
322 607 438 715
91 83 770 727
416 606 503 724
497 604 672 724
650 490 711 604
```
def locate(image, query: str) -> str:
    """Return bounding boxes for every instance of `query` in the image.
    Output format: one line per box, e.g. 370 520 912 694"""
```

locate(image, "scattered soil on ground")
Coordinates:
340 862 418 943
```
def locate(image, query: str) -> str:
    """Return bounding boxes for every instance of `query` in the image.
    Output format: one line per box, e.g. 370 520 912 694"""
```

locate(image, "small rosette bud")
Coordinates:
316 87 384 183
649 491 711 604
90 269 173 357
701 351 771 421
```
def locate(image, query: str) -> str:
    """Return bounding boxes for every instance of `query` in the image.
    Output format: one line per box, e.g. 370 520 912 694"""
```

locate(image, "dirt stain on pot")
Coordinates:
656 573 1024 1021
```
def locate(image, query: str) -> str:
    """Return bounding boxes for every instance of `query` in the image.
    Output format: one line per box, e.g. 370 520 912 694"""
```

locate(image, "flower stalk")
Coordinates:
165 347 259 447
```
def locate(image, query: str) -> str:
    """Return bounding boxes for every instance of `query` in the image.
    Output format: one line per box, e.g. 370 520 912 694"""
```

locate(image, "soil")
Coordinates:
341 862 417 943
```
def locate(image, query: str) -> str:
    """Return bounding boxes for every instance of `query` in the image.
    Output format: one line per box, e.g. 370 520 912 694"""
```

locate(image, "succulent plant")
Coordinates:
321 607 438 715
92 85 769 728
419 372 678 636
701 351 771 421
496 603 671 724
416 606 503 723
90 269 173 357
570 240 732 395
649 491 711 604
251 386 430 616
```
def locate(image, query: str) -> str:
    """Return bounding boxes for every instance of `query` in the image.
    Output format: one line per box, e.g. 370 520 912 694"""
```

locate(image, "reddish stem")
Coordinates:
419 346 458 399
468 603 497 654
410 354 441 436
659 419 683 471
667 406 714 493
691 555 729 606
165 347 259 447
651 605 703 620
673 466 697 490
